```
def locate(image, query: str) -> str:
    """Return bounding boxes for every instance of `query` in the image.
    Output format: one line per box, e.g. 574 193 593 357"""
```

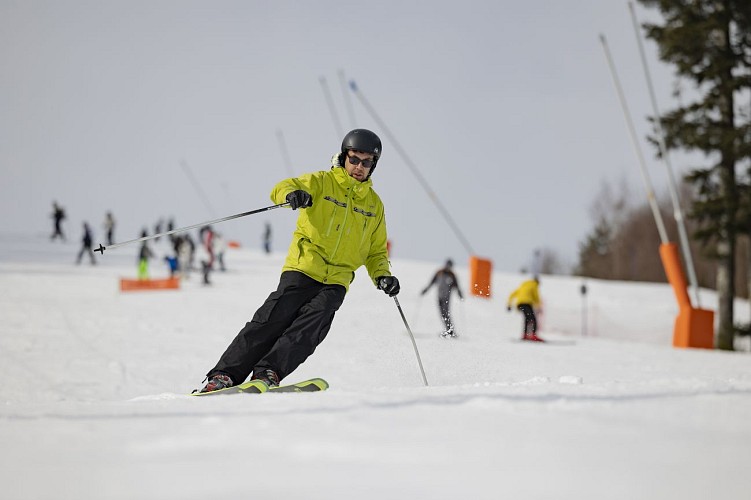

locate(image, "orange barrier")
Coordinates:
120 277 180 292
469 256 492 298
673 307 715 349
659 243 714 348
228 241 241 248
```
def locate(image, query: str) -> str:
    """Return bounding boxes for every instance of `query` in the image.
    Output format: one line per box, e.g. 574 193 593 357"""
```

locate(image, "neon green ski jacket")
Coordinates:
270 166 391 291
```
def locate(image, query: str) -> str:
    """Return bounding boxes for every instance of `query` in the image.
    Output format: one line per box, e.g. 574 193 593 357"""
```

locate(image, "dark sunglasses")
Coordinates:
347 154 375 169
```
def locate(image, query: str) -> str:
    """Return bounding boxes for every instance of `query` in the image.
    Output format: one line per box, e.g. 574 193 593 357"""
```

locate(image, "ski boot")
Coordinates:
199 373 234 393
522 333 545 342
252 369 280 388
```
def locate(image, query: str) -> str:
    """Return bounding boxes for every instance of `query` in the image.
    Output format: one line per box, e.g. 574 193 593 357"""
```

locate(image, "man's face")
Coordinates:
344 150 375 182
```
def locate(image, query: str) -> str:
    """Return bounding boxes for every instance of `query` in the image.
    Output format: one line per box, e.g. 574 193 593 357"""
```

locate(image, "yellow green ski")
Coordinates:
190 379 268 396
268 377 328 393
191 377 328 396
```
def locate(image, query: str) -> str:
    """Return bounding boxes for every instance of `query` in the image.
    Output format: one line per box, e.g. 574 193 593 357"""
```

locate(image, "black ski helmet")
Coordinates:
339 129 382 178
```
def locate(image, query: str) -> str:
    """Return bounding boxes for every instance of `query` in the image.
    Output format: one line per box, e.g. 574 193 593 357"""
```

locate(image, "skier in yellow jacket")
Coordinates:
199 129 399 392
507 277 544 342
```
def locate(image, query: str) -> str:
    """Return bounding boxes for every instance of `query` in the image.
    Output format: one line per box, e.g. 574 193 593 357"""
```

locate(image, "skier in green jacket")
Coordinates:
199 129 399 393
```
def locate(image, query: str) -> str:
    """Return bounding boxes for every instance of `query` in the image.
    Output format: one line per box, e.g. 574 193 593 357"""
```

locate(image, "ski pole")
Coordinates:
93 202 290 254
389 294 429 387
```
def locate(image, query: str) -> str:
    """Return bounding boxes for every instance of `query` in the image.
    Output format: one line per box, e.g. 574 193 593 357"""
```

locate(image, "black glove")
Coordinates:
286 190 312 210
377 276 400 297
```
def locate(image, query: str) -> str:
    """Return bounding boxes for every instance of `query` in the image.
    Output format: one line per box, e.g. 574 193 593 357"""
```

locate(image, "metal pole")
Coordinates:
275 129 295 177
599 34 670 244
392 295 429 387
319 76 343 139
350 80 476 256
628 1 701 306
94 203 290 254
580 282 588 337
338 69 356 128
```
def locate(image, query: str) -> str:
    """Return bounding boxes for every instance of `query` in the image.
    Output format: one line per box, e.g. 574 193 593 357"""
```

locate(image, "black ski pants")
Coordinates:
517 304 537 334
208 271 346 384
438 295 454 334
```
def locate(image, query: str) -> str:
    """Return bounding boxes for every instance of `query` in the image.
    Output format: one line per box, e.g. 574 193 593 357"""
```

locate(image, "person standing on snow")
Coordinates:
507 276 544 342
198 226 215 285
263 222 272 254
199 129 399 392
137 229 154 279
75 222 96 265
213 231 227 272
421 259 464 337
175 235 192 279
104 211 116 246
50 201 66 241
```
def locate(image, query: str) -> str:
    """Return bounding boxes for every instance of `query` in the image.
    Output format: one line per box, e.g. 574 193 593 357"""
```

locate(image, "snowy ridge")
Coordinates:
1 234 750 500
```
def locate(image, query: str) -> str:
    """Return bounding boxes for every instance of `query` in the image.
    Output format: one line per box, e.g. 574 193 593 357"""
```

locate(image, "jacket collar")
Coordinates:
332 166 372 199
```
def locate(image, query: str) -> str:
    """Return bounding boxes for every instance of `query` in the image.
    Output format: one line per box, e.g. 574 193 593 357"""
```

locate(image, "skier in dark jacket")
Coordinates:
421 259 464 337
263 222 272 254
76 222 96 265
198 129 399 393
50 201 66 241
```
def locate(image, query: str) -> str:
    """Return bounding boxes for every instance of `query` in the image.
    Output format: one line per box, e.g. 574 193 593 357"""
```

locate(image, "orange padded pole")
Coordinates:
470 256 492 298
659 243 691 309
659 243 715 348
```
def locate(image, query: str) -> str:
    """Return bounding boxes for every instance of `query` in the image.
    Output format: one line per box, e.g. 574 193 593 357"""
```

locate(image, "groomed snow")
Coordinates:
1 232 750 499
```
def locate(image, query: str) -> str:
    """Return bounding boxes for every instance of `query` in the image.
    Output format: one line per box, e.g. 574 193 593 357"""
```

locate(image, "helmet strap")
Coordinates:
365 163 377 180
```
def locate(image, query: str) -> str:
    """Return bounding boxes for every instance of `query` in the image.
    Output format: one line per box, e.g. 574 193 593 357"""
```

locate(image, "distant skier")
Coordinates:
50 201 66 241
166 218 176 247
507 276 544 342
421 259 464 337
137 229 154 279
154 218 163 241
75 222 96 265
174 235 191 279
198 226 215 285
198 129 398 393
104 211 116 246
184 233 197 273
263 222 272 254
213 231 227 272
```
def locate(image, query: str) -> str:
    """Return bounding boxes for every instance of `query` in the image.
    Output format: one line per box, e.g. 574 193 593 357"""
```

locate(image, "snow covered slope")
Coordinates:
1 233 750 500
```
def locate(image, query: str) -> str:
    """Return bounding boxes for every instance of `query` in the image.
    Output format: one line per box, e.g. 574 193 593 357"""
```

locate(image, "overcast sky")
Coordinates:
1 0 685 272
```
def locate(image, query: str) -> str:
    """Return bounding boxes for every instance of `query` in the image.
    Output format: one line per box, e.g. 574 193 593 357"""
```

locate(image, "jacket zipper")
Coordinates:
325 206 337 237
360 218 369 247
329 185 352 260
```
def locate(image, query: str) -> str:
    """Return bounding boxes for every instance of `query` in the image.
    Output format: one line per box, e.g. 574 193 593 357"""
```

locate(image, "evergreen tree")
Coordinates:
637 0 751 350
